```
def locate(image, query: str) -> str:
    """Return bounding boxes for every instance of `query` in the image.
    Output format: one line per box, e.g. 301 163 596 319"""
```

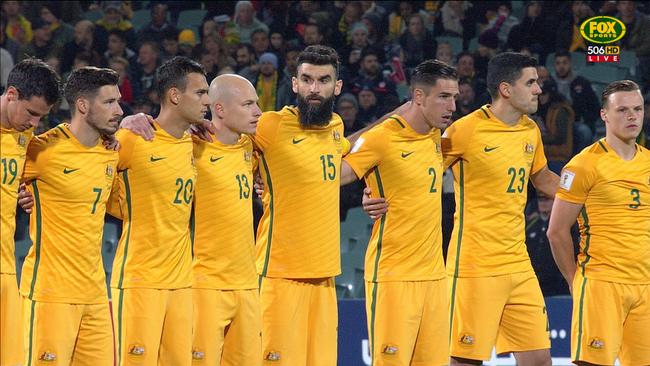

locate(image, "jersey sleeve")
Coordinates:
105 173 122 219
250 111 281 152
22 134 52 182
115 129 138 171
555 153 595 204
531 124 548 174
343 127 388 179
441 120 474 169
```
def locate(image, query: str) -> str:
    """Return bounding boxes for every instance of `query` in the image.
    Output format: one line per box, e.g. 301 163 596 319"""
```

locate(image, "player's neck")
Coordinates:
69 117 101 147
211 119 240 145
401 105 432 135
0 95 10 129
156 107 190 139
605 135 637 161
489 101 521 125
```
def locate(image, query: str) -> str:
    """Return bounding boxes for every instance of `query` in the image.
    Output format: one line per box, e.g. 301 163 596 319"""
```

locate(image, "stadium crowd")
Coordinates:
2 0 650 299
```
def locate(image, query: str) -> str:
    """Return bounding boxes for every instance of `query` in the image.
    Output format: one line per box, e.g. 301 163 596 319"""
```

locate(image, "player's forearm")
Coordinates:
340 160 359 186
531 167 559 197
547 229 577 287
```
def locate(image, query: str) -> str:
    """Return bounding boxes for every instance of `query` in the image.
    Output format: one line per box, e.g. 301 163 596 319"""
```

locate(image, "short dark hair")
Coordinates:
163 27 179 41
486 52 538 99
6 58 60 105
108 29 127 43
251 28 269 38
601 80 640 108
155 56 205 102
554 50 571 60
297 45 340 78
64 66 119 114
410 59 458 94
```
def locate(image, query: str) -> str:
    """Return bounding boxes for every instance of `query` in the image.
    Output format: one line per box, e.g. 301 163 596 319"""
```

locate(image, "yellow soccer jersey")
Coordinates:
0 127 30 275
253 106 350 278
344 115 445 282
19 124 117 303
192 134 258 290
556 140 650 284
443 106 547 277
109 122 196 289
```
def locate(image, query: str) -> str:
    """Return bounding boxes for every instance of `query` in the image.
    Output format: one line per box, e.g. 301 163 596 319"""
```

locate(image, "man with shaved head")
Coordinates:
190 74 263 365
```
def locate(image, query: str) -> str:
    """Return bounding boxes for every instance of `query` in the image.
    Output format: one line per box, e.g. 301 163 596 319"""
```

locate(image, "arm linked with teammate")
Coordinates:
530 166 560 197
546 198 582 294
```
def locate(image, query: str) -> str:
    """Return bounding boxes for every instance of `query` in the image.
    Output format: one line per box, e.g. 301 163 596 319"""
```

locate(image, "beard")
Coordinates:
88 109 120 136
296 92 335 127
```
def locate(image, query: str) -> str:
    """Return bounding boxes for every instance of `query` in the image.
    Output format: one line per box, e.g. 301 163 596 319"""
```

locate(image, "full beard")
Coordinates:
296 93 335 127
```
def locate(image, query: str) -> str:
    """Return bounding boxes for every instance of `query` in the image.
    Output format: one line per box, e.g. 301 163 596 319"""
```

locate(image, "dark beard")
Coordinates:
296 93 335 127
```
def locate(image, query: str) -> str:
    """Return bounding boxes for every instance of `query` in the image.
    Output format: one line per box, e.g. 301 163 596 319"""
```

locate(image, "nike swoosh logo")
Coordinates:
63 168 80 174
292 137 307 144
210 156 223 163
401 151 414 158
150 156 166 162
484 146 499 152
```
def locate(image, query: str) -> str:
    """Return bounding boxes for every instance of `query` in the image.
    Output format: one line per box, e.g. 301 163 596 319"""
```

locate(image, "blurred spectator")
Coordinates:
160 28 181 61
233 1 268 44
235 42 257 80
201 32 235 72
177 29 196 57
399 13 436 72
287 1 322 40
506 1 553 61
532 78 574 170
454 78 480 119
94 1 136 52
38 4 74 49
0 47 13 92
132 97 154 115
44 55 60 75
388 1 422 40
356 87 380 124
556 1 594 52
361 1 387 26
526 193 576 297
133 41 160 99
350 48 397 104
251 28 270 57
333 1 363 48
536 65 550 87
473 31 499 79
138 2 178 44
108 56 134 104
361 12 385 50
456 52 488 102
61 20 103 74
337 93 365 134
254 52 281 112
436 42 455 65
18 18 60 62
269 30 286 57
0 14 21 62
341 22 370 76
276 46 299 108
617 1 650 93
552 51 600 135
2 1 32 46
199 48 219 83
301 23 324 47
639 93 650 148
482 1 519 48
103 29 137 67
259 1 293 41
439 0 470 37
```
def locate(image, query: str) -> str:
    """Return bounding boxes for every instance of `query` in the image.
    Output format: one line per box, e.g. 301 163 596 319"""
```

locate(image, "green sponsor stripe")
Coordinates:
575 276 588 359
371 167 386 283
189 203 195 258
448 161 464 341
27 181 42 299
116 171 132 288
259 155 274 277
369 281 378 361
116 289 124 366
579 208 591 276
27 299 36 366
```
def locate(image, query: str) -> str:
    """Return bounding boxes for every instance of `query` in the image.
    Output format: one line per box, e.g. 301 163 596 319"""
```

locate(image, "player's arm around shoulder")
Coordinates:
341 124 389 186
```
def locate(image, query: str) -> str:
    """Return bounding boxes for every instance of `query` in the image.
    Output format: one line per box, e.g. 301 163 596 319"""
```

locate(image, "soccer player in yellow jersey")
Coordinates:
20 67 122 365
191 74 263 365
341 60 459 366
253 45 349 365
0 59 60 366
548 80 650 366
108 57 208 366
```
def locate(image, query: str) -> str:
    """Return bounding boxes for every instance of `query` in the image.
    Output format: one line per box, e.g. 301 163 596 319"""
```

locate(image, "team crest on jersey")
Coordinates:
264 351 281 361
382 344 399 355
106 166 114 178
244 151 252 162
18 134 27 146
589 338 605 349
459 334 474 345
333 130 341 142
39 352 57 362
524 141 534 154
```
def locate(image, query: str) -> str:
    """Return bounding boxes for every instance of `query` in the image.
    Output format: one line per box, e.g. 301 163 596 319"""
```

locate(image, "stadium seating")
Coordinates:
580 63 629 85
177 9 207 37
130 9 151 31
338 207 373 298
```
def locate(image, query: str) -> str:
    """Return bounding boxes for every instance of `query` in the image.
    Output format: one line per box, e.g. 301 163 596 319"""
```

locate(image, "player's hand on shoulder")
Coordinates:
17 183 34 214
102 134 120 151
253 172 264 197
188 119 216 142
362 187 388 221
120 113 155 141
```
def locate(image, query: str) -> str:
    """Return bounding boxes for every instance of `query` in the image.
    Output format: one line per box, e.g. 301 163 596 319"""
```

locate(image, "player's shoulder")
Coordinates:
260 106 296 126
566 140 609 170
452 107 489 131
240 134 254 150
31 124 70 147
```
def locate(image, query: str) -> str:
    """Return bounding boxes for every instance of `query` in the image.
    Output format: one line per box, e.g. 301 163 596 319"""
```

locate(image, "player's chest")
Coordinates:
467 132 537 171
591 164 650 211
133 143 197 181
44 152 116 194
0 133 28 189
380 139 444 188
196 148 253 189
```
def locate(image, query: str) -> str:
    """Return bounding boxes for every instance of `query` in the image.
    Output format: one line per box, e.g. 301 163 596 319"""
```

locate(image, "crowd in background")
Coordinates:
3 0 650 297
